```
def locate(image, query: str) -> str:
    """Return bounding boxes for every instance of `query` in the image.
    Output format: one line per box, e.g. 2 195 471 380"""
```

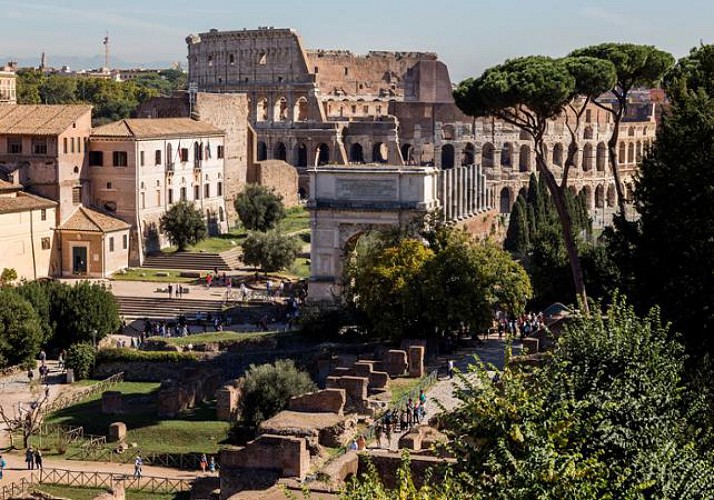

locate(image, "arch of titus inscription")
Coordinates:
307 166 441 303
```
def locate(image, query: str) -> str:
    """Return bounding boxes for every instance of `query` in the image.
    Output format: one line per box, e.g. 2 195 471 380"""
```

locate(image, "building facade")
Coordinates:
0 62 17 105
89 118 228 264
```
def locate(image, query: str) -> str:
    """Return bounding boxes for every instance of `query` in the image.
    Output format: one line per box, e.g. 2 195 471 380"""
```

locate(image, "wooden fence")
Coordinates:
42 371 125 415
37 468 192 493
66 446 203 470
0 477 33 500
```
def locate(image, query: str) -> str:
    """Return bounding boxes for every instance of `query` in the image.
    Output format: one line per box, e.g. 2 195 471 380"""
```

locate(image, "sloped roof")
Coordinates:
0 191 57 214
59 206 130 233
0 179 21 192
0 105 92 136
92 118 224 140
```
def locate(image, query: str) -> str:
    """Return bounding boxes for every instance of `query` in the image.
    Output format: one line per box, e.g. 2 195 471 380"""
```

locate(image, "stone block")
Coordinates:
326 376 368 408
288 389 346 415
216 386 240 421
108 422 126 443
408 346 425 378
101 391 123 415
220 434 310 479
384 350 408 377
368 371 389 390
352 361 374 378
522 337 539 354
398 427 424 451
65 368 75 384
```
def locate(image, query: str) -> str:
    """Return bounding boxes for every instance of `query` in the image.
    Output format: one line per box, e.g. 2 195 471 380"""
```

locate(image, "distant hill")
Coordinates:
0 54 180 71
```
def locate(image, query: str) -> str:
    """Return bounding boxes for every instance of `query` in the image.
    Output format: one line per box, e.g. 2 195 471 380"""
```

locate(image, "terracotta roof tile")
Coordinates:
0 105 92 136
59 206 130 233
0 191 57 214
0 179 21 192
92 118 224 140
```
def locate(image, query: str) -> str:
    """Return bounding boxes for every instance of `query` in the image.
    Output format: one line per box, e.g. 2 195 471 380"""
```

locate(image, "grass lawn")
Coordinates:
162 227 247 255
390 377 424 404
111 269 195 283
152 330 280 348
278 206 310 234
287 257 310 279
35 485 188 500
45 382 229 454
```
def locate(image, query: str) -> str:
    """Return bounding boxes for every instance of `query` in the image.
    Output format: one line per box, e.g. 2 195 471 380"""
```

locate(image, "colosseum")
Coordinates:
187 27 656 225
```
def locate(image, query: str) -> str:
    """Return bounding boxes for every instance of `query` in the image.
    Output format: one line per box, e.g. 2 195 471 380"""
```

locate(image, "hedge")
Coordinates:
96 348 198 363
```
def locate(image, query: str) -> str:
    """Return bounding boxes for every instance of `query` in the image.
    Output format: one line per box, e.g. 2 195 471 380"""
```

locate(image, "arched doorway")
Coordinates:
596 142 607 171
552 143 564 167
606 184 616 207
257 141 268 161
296 143 308 167
499 187 512 214
582 143 593 171
519 145 530 172
372 142 388 163
274 142 287 161
482 143 495 169
401 143 413 164
294 97 308 121
595 185 604 208
500 143 512 167
441 144 455 169
461 143 475 166
350 143 364 163
316 143 330 166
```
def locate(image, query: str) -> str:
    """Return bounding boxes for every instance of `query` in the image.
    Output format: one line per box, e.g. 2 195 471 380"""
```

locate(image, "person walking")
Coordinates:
168 284 173 299
133 455 143 478
0 454 6 480
200 453 208 473
208 456 216 474
375 423 384 449
447 359 455 379
27 368 34 385
34 449 43 470
25 447 34 470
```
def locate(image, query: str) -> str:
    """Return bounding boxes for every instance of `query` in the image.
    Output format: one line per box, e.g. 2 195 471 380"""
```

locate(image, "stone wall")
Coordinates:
287 388 346 415
246 160 299 208
157 367 223 418
326 376 368 411
357 452 451 490
216 379 244 421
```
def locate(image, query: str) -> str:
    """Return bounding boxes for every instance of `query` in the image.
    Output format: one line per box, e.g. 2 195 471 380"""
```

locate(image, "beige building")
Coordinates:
89 118 228 264
0 104 93 222
0 62 17 105
57 206 130 278
0 179 57 280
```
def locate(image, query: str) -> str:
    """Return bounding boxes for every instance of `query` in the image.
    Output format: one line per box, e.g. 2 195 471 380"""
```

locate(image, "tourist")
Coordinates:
206 273 212 289
58 350 65 371
168 283 173 299
0 454 6 480
375 424 384 449
406 399 414 427
266 279 272 297
34 449 43 470
385 419 392 446
357 435 366 451
399 408 408 431
447 359 455 379
134 455 143 478
208 456 216 474
413 402 421 425
27 368 34 384
176 284 182 299
419 389 427 408
349 439 358 451
25 447 34 470
199 453 208 473
44 384 50 399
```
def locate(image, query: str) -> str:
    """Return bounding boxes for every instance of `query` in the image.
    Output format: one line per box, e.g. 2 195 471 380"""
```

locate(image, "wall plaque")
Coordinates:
335 178 397 201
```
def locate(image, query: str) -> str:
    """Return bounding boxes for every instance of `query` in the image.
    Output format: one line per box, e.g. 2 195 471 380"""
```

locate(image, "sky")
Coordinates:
1 0 712 81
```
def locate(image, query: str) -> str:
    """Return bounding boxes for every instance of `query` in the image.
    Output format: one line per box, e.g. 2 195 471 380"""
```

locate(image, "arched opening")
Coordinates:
552 143 564 167
461 143 475 166
296 143 308 167
317 143 330 166
482 142 495 169
350 143 365 163
257 98 268 122
519 130 530 140
618 142 626 163
294 97 308 121
628 126 635 137
584 126 594 140
274 97 288 122
441 144 455 169
580 185 593 209
501 143 512 167
596 142 607 171
499 187 512 214
636 141 642 162
257 141 268 161
372 143 388 163
607 184 616 207
519 145 530 172
442 125 456 141
595 185 604 208
568 142 579 168
274 142 287 161
582 143 593 171
401 143 413 164
627 143 634 163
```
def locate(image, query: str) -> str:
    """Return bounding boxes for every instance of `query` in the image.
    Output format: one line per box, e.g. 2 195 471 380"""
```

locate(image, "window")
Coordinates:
7 138 22 154
140 151 145 166
32 138 48 155
112 151 128 167
40 209 47 221
204 183 210 198
208 55 213 66
106 182 112 189
155 150 161 165
258 51 267 65
122 234 128 250
314 66 319 73
585 109 592 123
351 105 357 114
109 237 115 252
217 145 224 159
89 151 104 166
344 67 349 76
140 192 145 209
180 148 189 163
168 189 174 204
156 190 161 205
217 182 223 197
229 54 235 65
194 185 200 200
363 105 369 114
41 237 51 250
71 138 75 154
63 137 68 154
77 137 81 153
72 186 82 204
180 187 187 201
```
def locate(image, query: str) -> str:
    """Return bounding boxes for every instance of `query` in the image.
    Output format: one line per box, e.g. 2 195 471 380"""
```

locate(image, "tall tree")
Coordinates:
159 200 207 251
234 184 286 231
455 56 607 309
569 44 674 217
0 290 42 368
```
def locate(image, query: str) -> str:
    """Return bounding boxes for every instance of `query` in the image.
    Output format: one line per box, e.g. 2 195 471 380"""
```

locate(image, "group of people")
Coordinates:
24 447 43 470
372 390 429 448
494 310 545 339
166 283 185 299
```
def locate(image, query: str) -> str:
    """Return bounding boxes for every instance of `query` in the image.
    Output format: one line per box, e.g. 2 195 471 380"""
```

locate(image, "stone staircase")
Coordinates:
142 248 242 272
116 295 278 323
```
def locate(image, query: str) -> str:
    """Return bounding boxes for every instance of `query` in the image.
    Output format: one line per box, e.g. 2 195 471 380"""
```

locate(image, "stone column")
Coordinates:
457 167 463 219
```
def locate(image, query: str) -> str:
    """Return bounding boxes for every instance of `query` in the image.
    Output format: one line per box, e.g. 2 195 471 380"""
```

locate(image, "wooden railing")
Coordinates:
42 371 125 415
0 477 33 500
37 468 192 493
67 446 204 470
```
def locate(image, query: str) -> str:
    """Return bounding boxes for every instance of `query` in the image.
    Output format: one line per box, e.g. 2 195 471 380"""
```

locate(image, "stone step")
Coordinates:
116 296 275 321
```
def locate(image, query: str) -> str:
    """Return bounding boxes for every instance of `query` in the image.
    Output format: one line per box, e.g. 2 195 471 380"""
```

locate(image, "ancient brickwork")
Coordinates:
246 160 298 207
287 389 346 415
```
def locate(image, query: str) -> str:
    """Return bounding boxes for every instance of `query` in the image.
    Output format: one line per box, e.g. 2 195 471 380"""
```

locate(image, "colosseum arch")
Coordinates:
350 143 365 163
607 184 616 207
618 142 626 163
580 185 593 210
501 143 512 167
257 141 268 161
568 143 579 167
519 145 531 172
582 143 593 171
636 140 642 162
482 142 495 169
257 98 269 122
295 143 308 167
461 143 475 166
596 142 607 171
441 144 455 169
401 144 413 164
595 185 604 208
372 143 388 163
552 143 564 167
584 126 594 140
294 97 308 122
499 187 512 214
274 142 287 161
316 143 330 166
274 97 289 122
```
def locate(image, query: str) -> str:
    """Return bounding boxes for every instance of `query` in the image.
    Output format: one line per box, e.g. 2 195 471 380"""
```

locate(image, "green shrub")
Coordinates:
240 359 317 428
96 348 197 364
0 289 43 369
65 343 95 380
